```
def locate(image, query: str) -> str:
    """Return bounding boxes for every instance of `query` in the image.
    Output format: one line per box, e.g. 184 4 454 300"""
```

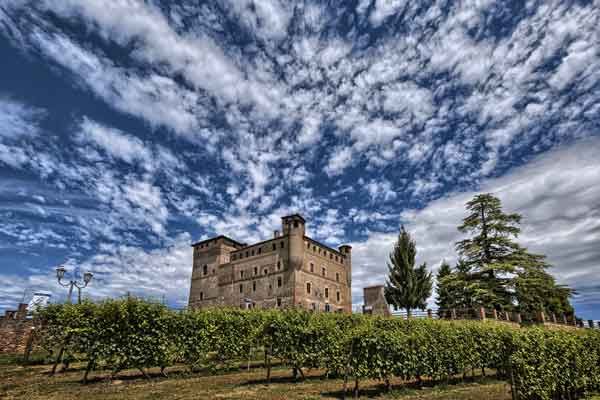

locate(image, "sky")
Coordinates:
0 0 599 318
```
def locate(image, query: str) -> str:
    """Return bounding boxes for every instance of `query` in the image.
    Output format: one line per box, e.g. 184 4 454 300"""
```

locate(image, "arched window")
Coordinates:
200 292 204 300
203 265 208 275
277 277 282 287
306 282 311 294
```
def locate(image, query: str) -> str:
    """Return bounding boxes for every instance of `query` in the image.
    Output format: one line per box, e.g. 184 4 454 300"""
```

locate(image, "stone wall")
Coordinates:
0 304 36 355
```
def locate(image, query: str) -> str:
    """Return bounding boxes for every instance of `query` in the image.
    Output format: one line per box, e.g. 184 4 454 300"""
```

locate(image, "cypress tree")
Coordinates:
384 226 433 317
435 261 452 310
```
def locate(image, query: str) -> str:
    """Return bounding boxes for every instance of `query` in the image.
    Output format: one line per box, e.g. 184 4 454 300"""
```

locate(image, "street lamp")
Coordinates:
56 266 93 304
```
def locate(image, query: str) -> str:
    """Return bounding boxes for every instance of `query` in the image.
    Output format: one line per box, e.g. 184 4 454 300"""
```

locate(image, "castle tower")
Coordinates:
282 214 305 271
339 245 352 312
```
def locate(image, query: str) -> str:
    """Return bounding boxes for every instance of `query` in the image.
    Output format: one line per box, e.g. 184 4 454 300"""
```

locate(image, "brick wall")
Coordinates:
0 304 37 355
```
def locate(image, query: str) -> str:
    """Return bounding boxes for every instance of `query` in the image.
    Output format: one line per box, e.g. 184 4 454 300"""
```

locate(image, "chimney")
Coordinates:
274 230 280 238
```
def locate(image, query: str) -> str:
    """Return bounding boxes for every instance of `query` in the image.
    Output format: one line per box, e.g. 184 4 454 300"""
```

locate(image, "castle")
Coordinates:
188 214 352 312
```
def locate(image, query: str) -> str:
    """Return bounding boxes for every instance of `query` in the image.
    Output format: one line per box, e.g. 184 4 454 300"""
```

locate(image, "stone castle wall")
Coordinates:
188 215 352 312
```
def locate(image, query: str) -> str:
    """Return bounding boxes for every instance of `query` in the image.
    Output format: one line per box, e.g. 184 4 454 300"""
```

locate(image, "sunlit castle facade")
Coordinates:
188 214 352 312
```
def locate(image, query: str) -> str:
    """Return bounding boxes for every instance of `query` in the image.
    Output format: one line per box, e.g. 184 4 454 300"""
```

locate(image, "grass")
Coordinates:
0 359 513 400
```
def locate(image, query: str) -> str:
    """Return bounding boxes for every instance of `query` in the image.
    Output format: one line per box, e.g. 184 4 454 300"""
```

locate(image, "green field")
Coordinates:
0 361 512 400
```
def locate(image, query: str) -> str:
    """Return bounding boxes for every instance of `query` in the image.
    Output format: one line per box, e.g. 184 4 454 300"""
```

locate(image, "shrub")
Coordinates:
35 299 600 399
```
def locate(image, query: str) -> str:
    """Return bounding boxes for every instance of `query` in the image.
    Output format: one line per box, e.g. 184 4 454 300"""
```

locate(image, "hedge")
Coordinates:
37 298 600 399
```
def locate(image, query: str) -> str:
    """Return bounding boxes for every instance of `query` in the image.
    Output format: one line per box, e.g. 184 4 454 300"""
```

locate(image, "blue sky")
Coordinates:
0 0 599 318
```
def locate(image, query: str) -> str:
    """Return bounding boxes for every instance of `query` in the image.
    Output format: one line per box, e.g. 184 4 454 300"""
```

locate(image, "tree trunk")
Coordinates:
83 358 95 384
353 377 359 398
51 345 65 375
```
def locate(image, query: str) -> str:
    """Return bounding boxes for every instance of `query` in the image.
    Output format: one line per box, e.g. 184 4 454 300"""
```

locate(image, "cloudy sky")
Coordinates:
0 0 598 318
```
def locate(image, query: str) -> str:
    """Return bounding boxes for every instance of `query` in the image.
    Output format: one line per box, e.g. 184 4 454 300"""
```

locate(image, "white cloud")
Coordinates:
365 178 397 202
0 97 43 139
78 117 151 165
351 137 600 317
324 146 353 176
0 235 193 308
369 0 408 26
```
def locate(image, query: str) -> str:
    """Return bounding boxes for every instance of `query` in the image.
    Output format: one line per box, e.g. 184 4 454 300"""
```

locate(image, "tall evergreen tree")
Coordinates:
455 193 573 312
384 226 433 317
435 261 452 310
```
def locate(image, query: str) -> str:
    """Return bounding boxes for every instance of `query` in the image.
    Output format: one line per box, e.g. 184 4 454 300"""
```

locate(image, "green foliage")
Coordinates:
453 193 574 314
35 299 600 400
385 226 433 315
435 261 453 310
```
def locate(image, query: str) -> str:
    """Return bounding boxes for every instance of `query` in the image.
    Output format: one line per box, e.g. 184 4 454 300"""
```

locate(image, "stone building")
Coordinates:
362 285 391 316
188 214 352 313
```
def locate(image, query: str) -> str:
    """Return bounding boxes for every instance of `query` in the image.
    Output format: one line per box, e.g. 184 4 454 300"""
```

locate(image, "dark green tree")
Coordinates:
384 226 433 317
455 193 573 312
435 260 452 310
514 268 574 316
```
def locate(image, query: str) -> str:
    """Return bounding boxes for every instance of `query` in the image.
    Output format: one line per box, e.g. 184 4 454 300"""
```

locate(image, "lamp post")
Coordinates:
56 266 93 304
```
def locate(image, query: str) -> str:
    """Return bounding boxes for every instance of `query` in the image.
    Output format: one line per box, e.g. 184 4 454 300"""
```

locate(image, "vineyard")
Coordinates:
33 298 600 400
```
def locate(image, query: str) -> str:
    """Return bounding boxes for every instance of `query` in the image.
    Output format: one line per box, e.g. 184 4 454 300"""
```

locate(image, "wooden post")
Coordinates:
515 313 522 324
551 313 557 323
504 311 510 321
427 309 432 319
492 309 498 320
479 307 486 321
451 308 457 320
537 311 546 324
22 326 35 364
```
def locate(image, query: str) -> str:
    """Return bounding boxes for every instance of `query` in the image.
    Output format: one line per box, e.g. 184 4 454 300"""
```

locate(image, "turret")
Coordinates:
282 214 305 271
339 245 352 311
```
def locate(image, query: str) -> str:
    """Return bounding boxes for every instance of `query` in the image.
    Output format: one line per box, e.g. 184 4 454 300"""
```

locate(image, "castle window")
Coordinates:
310 263 314 273
252 250 255 256
277 277 282 287
335 256 338 262
325 288 329 298
311 303 316 311
330 254 333 260
306 282 311 294
264 268 268 275
280 241 284 249
246 251 249 257
203 265 208 275
239 284 243 293
254 267 258 275
253 281 256 292
212 269 215 274
306 242 310 248
200 292 204 300
294 221 299 228
325 303 331 312
336 273 340 282
337 291 340 302
277 298 282 307
277 261 281 270
313 245 316 251
258 247 262 254
240 271 244 278
232 254 236 261
322 267 326 277
272 243 276 251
